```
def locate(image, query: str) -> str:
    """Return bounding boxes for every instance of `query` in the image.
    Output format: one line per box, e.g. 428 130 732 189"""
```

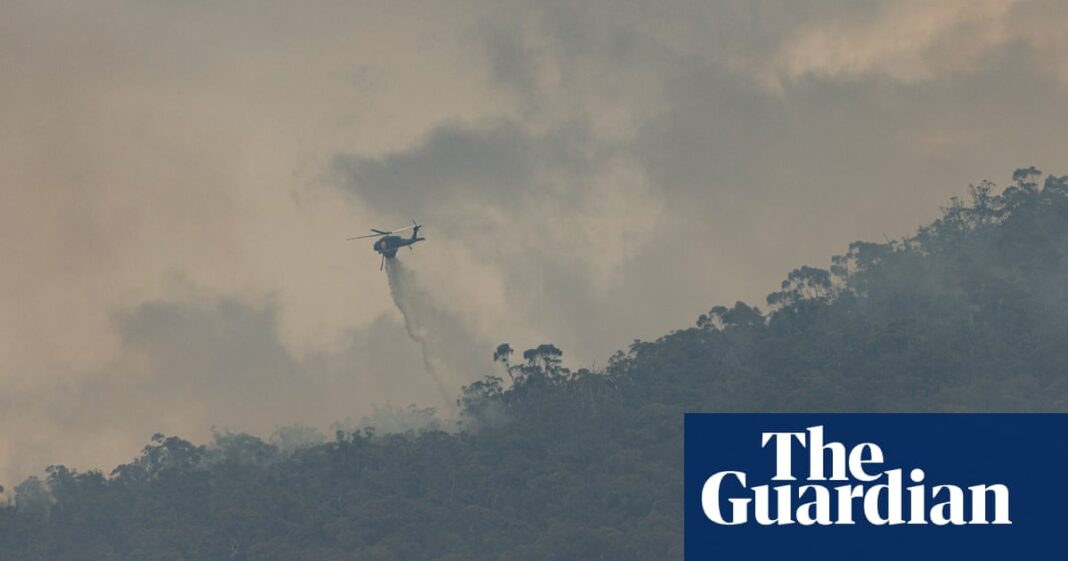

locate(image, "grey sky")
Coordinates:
3 0 1068 486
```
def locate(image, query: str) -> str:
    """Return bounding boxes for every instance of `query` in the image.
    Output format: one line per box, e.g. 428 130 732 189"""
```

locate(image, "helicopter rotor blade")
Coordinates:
347 232 387 240
347 221 421 242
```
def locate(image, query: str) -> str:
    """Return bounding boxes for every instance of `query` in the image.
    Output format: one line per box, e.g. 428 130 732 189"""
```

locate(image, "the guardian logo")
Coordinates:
701 426 1011 526
685 414 1066 559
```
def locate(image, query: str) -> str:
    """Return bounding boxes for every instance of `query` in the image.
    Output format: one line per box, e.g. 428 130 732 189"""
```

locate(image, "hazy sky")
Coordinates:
3 0 1068 487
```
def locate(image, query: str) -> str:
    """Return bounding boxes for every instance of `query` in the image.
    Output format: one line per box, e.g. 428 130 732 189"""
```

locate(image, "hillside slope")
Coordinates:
2 169 1067 560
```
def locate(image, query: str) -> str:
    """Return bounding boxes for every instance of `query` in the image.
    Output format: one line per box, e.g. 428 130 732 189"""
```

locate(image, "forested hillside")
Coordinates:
2 168 1067 560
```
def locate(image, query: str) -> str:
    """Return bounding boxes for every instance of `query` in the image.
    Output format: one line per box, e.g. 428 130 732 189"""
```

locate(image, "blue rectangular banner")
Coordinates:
684 414 1068 559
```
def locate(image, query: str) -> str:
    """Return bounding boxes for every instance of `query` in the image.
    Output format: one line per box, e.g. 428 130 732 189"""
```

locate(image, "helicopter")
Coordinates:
348 220 426 270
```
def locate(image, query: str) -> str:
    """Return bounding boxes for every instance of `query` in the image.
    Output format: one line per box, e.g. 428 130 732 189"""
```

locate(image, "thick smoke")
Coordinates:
384 258 458 414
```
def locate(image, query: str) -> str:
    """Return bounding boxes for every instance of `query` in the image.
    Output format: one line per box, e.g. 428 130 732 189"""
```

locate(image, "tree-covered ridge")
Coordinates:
2 169 1066 560
632 168 1068 413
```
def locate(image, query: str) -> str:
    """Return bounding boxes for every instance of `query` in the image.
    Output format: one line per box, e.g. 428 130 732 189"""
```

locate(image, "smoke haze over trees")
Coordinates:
2 169 1067 559
8 0 1068 490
